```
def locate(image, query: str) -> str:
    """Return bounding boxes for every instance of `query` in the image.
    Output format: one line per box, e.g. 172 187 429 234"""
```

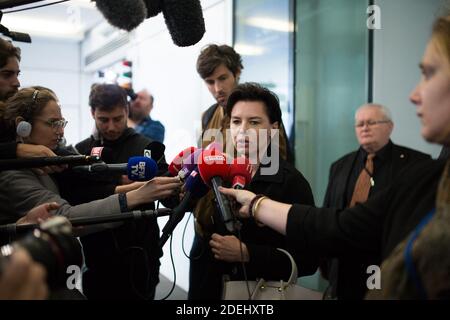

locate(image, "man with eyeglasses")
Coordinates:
321 103 430 300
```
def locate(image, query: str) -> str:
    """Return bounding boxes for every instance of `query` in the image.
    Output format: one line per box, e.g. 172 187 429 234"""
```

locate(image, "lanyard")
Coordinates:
403 208 436 299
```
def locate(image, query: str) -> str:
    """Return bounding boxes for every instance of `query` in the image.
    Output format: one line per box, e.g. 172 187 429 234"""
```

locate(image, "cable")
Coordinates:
159 232 177 300
181 211 205 260
3 0 69 14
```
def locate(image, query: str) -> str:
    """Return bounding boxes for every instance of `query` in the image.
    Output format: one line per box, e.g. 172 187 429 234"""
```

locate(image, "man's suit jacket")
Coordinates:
323 142 430 299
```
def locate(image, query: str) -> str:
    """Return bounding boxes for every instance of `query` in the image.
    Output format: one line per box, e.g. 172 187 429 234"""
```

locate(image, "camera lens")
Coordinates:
0 217 83 289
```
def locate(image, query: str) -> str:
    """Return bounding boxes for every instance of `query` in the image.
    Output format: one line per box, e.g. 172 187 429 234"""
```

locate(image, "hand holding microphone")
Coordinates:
15 144 68 175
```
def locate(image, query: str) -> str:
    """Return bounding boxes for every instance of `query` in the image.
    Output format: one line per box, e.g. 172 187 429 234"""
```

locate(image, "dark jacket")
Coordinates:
73 128 162 300
188 157 316 300
286 158 447 298
0 141 17 159
322 143 430 299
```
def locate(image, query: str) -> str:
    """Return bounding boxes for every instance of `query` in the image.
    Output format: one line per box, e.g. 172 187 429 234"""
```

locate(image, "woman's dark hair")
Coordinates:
89 83 128 112
225 82 282 124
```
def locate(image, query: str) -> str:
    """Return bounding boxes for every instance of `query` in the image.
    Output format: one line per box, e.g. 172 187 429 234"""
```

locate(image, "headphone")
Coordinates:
16 89 39 138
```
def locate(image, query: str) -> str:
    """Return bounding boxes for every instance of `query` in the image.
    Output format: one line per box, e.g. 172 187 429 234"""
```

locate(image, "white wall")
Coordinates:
17 37 81 145
373 0 446 158
80 0 233 293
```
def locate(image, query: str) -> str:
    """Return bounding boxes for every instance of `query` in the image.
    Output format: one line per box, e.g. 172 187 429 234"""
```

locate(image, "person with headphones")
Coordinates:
0 38 66 174
0 86 181 230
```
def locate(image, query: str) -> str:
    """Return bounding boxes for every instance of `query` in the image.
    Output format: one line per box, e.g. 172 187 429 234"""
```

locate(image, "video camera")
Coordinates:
0 216 83 289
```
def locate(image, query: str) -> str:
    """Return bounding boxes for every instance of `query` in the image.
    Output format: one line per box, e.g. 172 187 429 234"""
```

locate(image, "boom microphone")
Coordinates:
197 150 236 234
72 156 158 182
162 0 206 47
143 0 162 18
94 0 147 31
0 155 100 171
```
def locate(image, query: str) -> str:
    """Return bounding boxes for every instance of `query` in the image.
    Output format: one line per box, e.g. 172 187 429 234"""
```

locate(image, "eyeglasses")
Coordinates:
35 118 68 129
355 120 391 128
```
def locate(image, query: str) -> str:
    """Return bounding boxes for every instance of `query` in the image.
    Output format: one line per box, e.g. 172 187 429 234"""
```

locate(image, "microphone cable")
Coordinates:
181 211 206 261
156 199 177 300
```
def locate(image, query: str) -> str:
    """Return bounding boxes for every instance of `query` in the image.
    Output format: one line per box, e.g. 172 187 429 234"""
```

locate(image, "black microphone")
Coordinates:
159 191 192 248
144 141 166 164
72 156 158 182
162 0 206 47
0 155 100 171
143 0 162 18
94 0 147 31
0 208 172 236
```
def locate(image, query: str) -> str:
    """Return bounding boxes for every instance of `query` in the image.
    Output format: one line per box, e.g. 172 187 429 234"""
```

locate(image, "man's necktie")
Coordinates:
349 153 375 207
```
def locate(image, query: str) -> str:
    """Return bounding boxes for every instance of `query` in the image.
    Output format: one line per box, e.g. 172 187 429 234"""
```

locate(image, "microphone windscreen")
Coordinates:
162 0 206 47
230 157 251 185
95 0 147 31
143 0 162 18
197 149 230 186
90 146 114 163
127 156 158 181
185 168 209 198
168 146 197 176
144 141 166 162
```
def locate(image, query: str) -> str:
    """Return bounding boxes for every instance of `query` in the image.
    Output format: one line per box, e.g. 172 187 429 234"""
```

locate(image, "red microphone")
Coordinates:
197 149 236 233
229 157 251 189
167 146 197 176
197 149 230 186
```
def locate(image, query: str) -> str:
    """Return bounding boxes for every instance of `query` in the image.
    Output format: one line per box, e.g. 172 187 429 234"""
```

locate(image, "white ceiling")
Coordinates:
0 0 103 41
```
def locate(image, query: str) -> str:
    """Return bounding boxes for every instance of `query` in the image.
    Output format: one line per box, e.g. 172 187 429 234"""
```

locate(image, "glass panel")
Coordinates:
295 0 369 205
234 0 294 138
295 0 369 291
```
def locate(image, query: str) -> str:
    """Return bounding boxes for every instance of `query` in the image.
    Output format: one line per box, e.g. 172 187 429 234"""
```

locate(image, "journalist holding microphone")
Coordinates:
0 86 181 231
220 14 450 299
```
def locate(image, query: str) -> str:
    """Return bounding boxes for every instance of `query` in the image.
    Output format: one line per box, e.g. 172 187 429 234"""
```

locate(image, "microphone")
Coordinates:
162 0 206 47
177 148 202 180
197 149 236 234
159 166 207 248
167 146 197 176
143 0 162 18
89 146 113 162
72 156 158 182
0 208 172 236
94 0 147 31
144 141 166 164
229 157 252 189
0 155 100 171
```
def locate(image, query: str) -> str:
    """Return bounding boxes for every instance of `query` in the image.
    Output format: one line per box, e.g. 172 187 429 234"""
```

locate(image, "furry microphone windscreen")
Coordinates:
94 0 147 31
143 0 163 18
162 0 206 47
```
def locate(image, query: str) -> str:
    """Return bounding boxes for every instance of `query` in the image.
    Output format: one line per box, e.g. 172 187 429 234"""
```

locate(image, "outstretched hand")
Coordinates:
16 202 60 225
218 187 256 218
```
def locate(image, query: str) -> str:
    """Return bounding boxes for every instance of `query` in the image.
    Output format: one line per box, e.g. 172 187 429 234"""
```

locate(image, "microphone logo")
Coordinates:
130 161 147 180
